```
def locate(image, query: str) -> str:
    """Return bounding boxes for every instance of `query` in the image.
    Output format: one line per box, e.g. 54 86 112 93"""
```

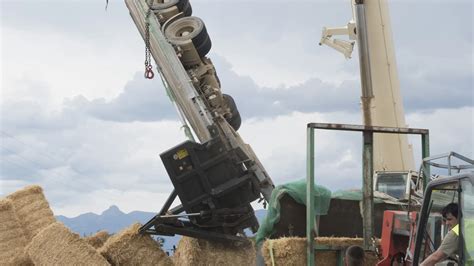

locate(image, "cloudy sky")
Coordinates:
1 0 472 217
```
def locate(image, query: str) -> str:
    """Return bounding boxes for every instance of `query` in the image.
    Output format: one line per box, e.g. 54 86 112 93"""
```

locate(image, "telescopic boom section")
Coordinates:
354 0 415 172
321 0 415 172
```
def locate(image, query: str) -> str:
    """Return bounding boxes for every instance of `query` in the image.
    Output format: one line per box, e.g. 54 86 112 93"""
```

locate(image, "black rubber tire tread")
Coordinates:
223 94 241 131
181 1 192 17
194 35 211 57
176 0 189 11
151 0 179 10
186 18 209 55
165 16 212 57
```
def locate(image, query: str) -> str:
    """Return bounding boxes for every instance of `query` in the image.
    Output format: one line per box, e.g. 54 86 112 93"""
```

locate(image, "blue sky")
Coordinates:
1 0 473 217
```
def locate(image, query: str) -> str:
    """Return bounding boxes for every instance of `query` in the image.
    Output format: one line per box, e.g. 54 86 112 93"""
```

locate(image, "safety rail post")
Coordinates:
306 126 315 266
362 131 374 248
306 123 429 265
422 133 430 191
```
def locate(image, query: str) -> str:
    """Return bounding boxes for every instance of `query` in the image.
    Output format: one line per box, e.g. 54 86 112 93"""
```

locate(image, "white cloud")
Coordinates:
1 103 472 216
199 1 358 88
407 107 474 165
1 0 472 218
1 6 144 109
51 189 176 218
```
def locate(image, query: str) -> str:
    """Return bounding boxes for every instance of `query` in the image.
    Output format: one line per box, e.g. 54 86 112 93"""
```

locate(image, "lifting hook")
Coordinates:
144 65 155 79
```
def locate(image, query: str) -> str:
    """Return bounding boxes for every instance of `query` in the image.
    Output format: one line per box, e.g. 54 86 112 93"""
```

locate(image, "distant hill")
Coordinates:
56 205 156 236
56 205 267 254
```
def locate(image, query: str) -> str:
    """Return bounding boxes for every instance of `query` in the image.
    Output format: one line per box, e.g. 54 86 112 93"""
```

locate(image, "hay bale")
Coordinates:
316 237 364 247
26 222 110 265
7 253 35 266
0 198 32 265
172 236 255 266
85 230 111 249
98 223 173 266
6 185 56 241
262 237 379 265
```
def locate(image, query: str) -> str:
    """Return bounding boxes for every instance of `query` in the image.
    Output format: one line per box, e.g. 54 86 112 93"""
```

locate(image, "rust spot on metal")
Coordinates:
361 97 373 127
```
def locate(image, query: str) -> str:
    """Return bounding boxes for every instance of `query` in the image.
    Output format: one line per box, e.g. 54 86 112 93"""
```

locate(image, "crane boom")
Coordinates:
321 0 415 172
356 0 415 172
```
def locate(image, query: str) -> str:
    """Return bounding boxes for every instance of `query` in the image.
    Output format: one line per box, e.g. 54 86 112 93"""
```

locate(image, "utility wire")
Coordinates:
1 130 63 165
0 136 87 182
0 146 50 173
0 154 38 176
0 130 86 178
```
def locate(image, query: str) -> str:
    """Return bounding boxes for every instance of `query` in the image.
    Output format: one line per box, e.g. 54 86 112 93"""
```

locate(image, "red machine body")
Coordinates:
377 210 418 265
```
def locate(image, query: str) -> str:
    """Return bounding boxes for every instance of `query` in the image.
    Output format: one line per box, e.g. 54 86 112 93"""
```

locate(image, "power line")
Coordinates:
0 146 50 173
1 130 63 165
0 155 37 176
0 130 87 180
0 145 87 184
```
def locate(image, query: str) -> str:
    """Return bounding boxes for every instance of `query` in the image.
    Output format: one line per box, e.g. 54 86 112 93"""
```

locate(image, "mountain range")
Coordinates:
56 205 267 254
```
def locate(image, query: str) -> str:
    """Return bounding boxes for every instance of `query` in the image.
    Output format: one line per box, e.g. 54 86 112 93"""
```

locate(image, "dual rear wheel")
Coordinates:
152 0 192 17
159 3 240 131
164 16 211 58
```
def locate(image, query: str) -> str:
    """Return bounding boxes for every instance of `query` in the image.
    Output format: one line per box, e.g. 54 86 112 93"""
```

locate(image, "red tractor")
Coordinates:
377 171 474 265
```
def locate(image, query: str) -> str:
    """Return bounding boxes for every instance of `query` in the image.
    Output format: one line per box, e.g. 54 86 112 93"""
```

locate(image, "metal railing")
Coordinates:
306 123 429 266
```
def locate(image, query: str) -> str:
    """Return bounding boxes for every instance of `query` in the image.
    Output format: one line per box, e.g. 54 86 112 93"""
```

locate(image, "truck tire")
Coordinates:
151 0 191 16
164 16 212 57
181 0 192 16
176 0 189 13
223 94 241 131
151 0 179 10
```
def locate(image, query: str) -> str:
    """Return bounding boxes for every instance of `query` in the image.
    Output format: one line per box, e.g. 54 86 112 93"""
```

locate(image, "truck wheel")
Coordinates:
176 0 189 13
180 0 192 16
164 16 212 57
151 0 191 17
223 94 241 131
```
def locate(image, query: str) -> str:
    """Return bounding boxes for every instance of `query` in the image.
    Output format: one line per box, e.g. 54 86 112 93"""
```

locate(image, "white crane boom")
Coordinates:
321 0 415 172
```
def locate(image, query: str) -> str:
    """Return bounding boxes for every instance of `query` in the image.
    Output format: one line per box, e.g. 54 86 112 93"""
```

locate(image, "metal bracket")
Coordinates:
319 21 356 59
139 189 254 243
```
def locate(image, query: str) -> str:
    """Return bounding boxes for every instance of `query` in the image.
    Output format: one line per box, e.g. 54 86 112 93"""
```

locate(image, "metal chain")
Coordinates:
144 0 154 79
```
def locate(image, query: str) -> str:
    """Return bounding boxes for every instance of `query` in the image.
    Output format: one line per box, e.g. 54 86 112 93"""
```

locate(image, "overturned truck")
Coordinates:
125 0 275 242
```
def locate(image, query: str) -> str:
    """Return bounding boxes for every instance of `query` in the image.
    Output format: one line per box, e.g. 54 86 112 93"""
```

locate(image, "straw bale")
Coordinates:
6 185 56 241
173 236 255 266
7 253 34 266
26 222 110 266
85 230 111 249
99 223 173 266
262 237 380 265
316 237 364 247
0 198 31 265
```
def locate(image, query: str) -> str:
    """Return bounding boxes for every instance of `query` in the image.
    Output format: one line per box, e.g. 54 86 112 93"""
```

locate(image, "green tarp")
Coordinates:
255 179 331 246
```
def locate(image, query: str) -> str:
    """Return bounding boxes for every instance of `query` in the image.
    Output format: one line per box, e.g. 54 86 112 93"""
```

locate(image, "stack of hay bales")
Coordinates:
173 236 256 266
99 223 173 266
85 230 111 249
1 185 174 265
0 199 32 265
26 222 110 265
2 185 112 265
262 237 379 265
6 185 56 242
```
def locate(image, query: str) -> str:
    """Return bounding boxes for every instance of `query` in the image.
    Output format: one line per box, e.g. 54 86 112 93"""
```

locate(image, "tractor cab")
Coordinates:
409 172 474 265
377 153 473 265
374 170 419 200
